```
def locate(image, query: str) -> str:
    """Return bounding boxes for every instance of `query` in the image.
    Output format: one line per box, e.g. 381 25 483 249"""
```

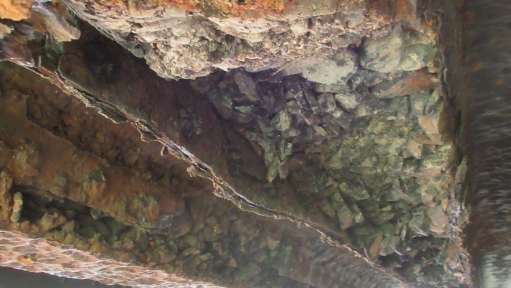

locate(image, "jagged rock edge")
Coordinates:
26 63 412 287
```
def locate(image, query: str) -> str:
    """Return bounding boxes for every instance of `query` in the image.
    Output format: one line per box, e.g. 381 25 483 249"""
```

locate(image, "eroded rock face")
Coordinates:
0 61 412 288
62 0 436 81
0 0 477 287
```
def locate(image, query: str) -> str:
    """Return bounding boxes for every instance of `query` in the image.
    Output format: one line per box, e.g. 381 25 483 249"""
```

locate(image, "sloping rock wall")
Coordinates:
0 0 475 287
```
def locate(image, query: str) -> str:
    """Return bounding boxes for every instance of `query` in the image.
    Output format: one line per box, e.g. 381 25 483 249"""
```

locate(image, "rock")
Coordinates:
317 93 337 113
339 182 370 201
350 204 365 224
233 263 261 281
30 2 81 42
408 208 430 237
301 48 358 85
163 214 192 239
384 180 408 202
379 235 400 256
0 0 33 21
208 88 233 119
0 23 11 39
335 91 363 111
78 226 97 239
281 56 325 77
418 98 444 136
354 224 377 236
0 34 34 66
399 31 435 71
232 106 254 123
10 192 23 222
90 209 106 220
103 217 127 236
92 219 112 237
314 83 345 93
333 111 352 130
185 234 199 248
272 110 292 132
302 86 320 113
360 26 403 73
409 92 430 116
403 139 423 159
394 0 417 22
372 71 438 98
0 169 13 220
427 206 448 237
337 205 354 229
369 232 383 259
232 69 260 103
330 192 345 210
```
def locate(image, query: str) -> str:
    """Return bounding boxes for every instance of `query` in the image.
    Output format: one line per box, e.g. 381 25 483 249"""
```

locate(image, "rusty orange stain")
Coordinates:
98 0 295 18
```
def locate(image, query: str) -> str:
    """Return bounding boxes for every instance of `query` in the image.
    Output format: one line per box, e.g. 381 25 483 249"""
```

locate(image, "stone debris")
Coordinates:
0 1 469 284
360 25 404 73
301 48 358 85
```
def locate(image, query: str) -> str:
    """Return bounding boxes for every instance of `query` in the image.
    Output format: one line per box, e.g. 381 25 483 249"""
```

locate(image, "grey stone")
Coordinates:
349 203 365 224
335 91 364 111
403 139 423 159
103 217 127 236
409 92 430 116
398 31 435 71
379 235 400 256
408 208 430 237
302 48 358 85
384 180 408 202
360 26 403 73
10 192 23 222
332 111 352 130
318 198 336 218
378 222 395 237
427 206 448 236
354 224 377 236
330 191 345 210
337 205 354 229
208 88 233 119
339 182 370 201
232 69 260 102
318 93 337 113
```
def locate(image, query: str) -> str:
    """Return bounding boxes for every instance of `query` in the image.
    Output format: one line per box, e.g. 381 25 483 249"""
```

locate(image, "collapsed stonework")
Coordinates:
0 0 505 287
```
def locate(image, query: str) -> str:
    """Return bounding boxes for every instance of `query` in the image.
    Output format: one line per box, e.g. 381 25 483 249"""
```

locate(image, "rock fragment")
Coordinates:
0 22 11 39
301 48 358 85
0 169 13 220
372 71 438 98
9 191 22 222
0 0 33 21
399 30 435 71
30 2 80 42
360 26 403 73
335 91 363 111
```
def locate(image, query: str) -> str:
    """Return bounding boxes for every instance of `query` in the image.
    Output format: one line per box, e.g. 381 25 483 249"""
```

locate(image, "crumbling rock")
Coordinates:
61 0 423 81
0 0 476 287
0 0 33 21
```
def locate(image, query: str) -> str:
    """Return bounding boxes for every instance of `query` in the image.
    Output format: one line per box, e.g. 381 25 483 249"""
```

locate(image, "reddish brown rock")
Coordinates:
372 70 439 98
